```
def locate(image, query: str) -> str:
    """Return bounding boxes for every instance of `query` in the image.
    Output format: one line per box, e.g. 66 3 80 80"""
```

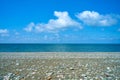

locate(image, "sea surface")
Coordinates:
0 44 120 52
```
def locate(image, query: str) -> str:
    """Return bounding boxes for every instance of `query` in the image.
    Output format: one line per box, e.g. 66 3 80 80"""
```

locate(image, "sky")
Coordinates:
0 0 120 43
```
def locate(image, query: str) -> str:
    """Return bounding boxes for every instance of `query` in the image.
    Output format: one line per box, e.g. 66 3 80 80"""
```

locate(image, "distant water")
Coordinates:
0 44 120 52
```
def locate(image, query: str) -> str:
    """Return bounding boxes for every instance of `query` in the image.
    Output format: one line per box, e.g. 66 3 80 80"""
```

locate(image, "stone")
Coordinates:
81 74 86 77
57 74 64 78
16 63 19 66
31 72 36 75
70 67 74 70
14 76 20 80
46 72 54 77
3 73 13 80
47 76 52 80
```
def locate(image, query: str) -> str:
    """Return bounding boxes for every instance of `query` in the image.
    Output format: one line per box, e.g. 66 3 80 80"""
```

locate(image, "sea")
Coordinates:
0 44 120 52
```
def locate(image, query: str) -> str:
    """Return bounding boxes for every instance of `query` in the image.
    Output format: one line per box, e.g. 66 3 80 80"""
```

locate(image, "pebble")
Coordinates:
70 67 75 70
47 76 52 80
3 75 9 80
0 53 119 80
57 74 64 78
46 72 54 77
14 76 20 80
81 74 86 77
31 72 36 75
16 63 19 66
3 73 13 80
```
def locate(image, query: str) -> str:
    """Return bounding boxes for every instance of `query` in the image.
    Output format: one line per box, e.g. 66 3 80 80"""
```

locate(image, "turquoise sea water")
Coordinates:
0 44 120 52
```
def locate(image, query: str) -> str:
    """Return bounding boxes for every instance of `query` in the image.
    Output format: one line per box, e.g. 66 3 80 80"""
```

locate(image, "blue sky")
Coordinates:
0 0 120 43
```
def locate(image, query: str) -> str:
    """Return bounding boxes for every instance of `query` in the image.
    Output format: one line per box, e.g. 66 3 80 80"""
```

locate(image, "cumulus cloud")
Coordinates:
24 11 120 33
45 11 81 30
24 22 35 32
0 29 9 37
76 11 117 26
24 11 82 32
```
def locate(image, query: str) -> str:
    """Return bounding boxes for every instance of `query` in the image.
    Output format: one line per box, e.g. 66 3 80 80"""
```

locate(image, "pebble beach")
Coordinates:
0 52 120 80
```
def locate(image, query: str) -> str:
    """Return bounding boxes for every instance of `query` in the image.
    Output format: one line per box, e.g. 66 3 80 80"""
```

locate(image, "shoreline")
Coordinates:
0 52 120 59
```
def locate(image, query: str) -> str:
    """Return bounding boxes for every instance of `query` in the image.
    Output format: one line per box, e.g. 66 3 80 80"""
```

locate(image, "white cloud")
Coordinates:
24 22 35 32
76 11 117 26
24 11 82 32
24 11 120 33
45 11 81 30
0 29 9 37
0 29 8 34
